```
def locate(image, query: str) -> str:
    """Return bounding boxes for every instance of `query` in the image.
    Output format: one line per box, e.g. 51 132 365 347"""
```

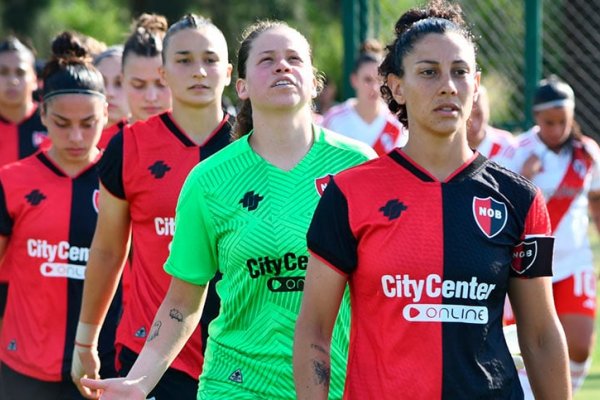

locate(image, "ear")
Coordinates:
158 65 167 83
225 63 233 87
386 74 405 105
473 71 481 103
312 76 318 99
236 78 249 101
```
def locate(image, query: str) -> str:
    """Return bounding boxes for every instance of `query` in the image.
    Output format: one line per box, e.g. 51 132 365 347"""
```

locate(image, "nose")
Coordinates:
193 64 207 78
274 58 291 73
439 71 458 96
145 85 158 102
68 126 84 142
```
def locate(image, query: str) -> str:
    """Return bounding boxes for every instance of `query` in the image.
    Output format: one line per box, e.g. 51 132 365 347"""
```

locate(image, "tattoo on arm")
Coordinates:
310 344 328 355
169 308 184 322
148 321 162 342
311 359 330 386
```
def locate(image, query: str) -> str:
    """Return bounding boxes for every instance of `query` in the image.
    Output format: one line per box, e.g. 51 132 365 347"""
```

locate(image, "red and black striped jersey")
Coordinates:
97 119 127 150
100 111 233 379
307 150 554 399
0 152 121 382
0 105 47 167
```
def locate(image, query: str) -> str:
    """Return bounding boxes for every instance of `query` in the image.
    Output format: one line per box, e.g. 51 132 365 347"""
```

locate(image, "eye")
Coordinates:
453 68 469 77
420 69 437 77
114 77 122 88
54 120 69 128
156 80 167 88
176 58 191 64
259 56 273 64
131 81 145 90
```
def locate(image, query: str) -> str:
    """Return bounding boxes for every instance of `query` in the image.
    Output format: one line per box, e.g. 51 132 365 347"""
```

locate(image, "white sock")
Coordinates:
570 358 592 393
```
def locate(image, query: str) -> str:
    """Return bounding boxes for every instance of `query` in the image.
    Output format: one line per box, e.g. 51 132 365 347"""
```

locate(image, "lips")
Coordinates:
271 78 296 88
434 103 460 112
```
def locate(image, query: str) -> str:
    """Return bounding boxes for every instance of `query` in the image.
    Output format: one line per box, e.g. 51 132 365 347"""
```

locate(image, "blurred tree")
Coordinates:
1 0 52 37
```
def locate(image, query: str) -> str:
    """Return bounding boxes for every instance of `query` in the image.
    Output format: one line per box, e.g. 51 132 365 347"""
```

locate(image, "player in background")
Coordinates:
93 45 130 149
0 35 48 339
71 14 234 400
322 39 407 155
79 20 375 400
498 75 599 398
0 31 120 400
466 85 515 159
294 1 570 399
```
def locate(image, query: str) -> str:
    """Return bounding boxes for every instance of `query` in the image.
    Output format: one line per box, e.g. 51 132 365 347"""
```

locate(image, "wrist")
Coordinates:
75 321 101 347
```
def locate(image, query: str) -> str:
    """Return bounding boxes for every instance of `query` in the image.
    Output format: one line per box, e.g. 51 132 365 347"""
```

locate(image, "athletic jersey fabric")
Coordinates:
477 126 515 159
307 150 554 400
98 119 126 150
322 99 408 155
0 105 47 167
0 152 120 382
497 127 600 282
100 112 233 379
164 127 376 399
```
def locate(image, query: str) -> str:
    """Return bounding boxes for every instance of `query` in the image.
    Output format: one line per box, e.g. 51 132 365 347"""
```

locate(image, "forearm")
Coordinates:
293 321 332 400
520 323 571 400
124 279 207 395
588 192 600 233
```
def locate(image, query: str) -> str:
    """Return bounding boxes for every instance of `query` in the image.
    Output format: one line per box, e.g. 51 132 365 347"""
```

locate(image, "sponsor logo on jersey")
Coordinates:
41 263 86 279
154 217 175 236
379 199 408 221
246 252 308 292
32 131 48 147
229 369 243 383
148 161 171 179
573 159 588 180
25 189 46 206
381 273 496 324
28 239 89 279
92 189 100 213
315 174 333 196
473 196 507 238
239 190 264 211
511 240 537 275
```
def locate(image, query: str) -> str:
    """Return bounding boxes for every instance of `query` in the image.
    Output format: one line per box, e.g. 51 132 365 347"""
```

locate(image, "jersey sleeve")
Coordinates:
510 190 554 278
98 131 125 199
582 136 600 192
164 171 218 285
0 180 12 236
307 178 358 274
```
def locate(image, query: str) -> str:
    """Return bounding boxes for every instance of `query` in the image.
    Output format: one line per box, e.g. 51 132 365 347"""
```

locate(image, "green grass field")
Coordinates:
576 227 600 399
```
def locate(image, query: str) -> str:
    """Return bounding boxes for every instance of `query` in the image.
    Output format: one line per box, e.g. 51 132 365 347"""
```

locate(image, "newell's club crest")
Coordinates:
92 189 100 213
473 196 507 238
315 174 333 196
511 240 538 275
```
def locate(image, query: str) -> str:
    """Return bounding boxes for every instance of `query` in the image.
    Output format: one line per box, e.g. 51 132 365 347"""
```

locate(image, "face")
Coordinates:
466 89 489 145
388 32 479 137
351 61 382 104
123 54 171 122
236 26 316 113
41 94 107 164
0 51 37 108
161 27 232 108
95 55 129 125
534 106 574 150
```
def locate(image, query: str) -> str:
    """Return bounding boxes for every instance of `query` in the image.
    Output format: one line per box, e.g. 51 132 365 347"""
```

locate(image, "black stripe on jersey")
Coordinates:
160 113 196 147
388 150 435 182
18 111 46 159
98 131 126 199
0 180 13 235
199 115 233 160
37 153 67 177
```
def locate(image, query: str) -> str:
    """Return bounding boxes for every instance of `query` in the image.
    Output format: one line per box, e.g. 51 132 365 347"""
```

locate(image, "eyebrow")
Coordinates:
175 50 218 56
51 113 96 122
415 59 469 65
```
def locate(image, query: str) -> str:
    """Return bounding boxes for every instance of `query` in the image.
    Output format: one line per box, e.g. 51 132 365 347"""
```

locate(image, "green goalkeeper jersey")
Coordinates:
164 126 376 399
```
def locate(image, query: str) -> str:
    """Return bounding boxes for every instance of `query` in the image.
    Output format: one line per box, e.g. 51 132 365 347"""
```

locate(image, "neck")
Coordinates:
46 147 100 177
354 98 383 124
171 100 224 145
249 108 314 171
402 128 473 181
0 100 35 124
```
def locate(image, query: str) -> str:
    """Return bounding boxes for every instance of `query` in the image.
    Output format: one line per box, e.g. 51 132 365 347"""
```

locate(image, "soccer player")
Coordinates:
71 14 234 400
466 85 515 159
322 41 407 155
78 20 376 399
0 35 48 338
0 31 120 400
293 1 571 399
93 45 130 149
499 75 599 398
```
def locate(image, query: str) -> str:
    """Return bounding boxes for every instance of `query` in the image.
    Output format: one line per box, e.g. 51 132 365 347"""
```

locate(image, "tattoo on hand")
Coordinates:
148 321 162 342
169 308 184 322
312 359 330 386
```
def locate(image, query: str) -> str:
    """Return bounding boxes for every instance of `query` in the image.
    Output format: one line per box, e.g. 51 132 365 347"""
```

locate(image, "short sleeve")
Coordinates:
163 171 218 285
0 181 13 236
307 178 358 274
510 190 554 278
582 137 600 192
98 131 125 199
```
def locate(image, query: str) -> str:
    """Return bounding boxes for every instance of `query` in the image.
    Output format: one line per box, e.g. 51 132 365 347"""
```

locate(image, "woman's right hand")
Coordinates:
71 344 102 399
80 376 149 400
520 153 542 180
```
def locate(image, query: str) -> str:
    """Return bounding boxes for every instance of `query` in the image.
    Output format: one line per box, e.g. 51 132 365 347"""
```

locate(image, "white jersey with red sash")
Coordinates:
498 126 600 281
322 98 408 156
477 125 515 159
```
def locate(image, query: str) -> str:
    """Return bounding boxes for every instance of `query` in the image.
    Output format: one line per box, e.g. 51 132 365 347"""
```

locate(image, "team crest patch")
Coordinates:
32 131 48 147
511 240 538 275
92 189 100 213
472 196 507 238
315 174 333 196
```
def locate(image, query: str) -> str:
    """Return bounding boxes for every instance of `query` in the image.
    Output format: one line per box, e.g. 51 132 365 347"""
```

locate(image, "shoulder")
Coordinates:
322 100 355 125
317 126 377 159
483 158 539 199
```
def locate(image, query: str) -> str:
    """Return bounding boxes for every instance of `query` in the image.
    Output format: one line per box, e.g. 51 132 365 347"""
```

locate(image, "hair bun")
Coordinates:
51 31 89 61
